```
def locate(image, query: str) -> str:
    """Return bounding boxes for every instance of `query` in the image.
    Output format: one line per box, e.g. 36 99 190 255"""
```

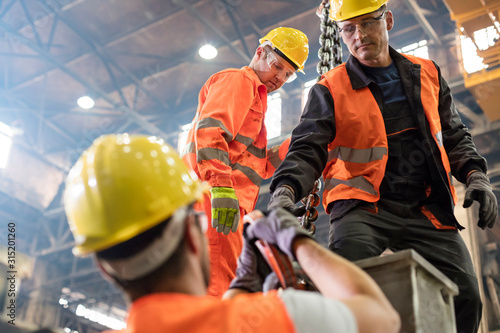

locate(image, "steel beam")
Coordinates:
0 22 169 138
221 0 251 58
7 96 78 145
37 0 167 111
172 0 251 63
400 0 442 46
0 52 42 58
470 118 500 136
9 0 198 96
20 0 44 47
15 138 71 172
455 100 488 127
0 0 17 19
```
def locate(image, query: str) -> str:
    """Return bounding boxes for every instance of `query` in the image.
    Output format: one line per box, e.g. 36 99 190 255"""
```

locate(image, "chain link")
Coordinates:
317 1 342 81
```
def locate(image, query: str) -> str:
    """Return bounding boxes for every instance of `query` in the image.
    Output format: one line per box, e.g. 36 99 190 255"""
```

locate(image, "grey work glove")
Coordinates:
210 187 240 235
228 224 271 292
463 171 498 229
268 186 307 217
246 208 314 259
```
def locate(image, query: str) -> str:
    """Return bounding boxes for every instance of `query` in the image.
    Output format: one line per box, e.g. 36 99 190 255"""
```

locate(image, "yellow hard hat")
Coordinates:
259 27 309 73
63 134 204 256
330 0 389 21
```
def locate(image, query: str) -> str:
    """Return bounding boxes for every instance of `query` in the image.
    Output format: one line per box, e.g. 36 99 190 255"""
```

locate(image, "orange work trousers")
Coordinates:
199 194 244 298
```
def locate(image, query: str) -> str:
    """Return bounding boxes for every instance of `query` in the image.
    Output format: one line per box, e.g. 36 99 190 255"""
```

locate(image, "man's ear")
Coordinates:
94 256 120 284
255 46 265 60
386 10 394 31
185 215 202 256
95 257 113 279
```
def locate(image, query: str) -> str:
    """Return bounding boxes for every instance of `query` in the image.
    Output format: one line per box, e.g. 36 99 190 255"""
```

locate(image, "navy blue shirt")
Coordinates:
362 61 431 203
361 61 406 104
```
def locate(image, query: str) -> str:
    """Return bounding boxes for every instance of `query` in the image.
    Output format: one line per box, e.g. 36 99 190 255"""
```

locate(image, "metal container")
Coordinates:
356 249 458 333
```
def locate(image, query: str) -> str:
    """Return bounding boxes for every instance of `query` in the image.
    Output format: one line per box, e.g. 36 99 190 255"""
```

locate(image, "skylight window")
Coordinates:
397 40 429 59
266 92 282 139
177 123 192 154
0 121 13 169
302 79 317 109
460 26 499 74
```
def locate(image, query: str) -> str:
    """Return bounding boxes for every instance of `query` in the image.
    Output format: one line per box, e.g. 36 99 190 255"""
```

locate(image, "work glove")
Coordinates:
210 187 240 235
463 171 498 229
246 208 313 259
228 224 272 292
268 186 307 217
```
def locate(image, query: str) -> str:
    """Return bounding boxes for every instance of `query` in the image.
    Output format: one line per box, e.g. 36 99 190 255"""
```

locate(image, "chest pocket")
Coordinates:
231 85 268 162
238 95 264 144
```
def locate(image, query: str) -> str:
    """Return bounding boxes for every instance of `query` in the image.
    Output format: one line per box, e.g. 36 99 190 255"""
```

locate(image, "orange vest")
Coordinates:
182 67 288 213
114 291 296 333
319 55 456 213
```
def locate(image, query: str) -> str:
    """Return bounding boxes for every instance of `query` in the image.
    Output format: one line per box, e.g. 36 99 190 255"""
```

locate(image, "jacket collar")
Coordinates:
241 66 269 95
344 46 414 90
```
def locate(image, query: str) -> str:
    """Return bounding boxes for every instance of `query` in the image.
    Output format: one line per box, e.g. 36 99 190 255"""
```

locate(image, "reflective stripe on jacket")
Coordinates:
318 54 456 211
182 66 288 213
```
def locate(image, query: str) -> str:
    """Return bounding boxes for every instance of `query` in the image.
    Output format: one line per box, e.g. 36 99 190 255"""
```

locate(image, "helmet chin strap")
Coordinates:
97 207 188 281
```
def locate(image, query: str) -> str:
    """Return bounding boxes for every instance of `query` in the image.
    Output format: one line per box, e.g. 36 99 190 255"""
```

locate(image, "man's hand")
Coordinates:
463 171 498 229
210 187 240 235
246 208 313 259
267 186 306 217
228 224 271 293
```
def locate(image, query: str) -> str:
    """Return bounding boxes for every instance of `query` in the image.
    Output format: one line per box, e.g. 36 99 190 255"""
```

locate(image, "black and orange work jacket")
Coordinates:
271 47 486 229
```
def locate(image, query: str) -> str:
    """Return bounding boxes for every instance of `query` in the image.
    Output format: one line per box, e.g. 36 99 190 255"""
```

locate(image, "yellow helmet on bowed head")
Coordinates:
259 27 309 73
329 0 389 22
63 134 204 256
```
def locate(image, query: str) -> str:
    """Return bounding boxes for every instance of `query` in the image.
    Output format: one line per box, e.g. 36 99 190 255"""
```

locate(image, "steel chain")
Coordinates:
317 1 342 81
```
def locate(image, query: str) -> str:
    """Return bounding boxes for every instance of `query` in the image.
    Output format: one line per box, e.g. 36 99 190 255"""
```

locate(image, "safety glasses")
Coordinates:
266 50 297 83
338 10 387 38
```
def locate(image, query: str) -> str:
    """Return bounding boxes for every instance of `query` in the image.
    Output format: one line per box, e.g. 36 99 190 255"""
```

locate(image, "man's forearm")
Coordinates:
293 238 386 300
293 237 399 319
293 238 400 333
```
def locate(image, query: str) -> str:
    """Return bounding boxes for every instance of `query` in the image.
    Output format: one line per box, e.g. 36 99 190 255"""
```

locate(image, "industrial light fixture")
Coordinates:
75 304 126 330
198 44 218 60
77 95 95 109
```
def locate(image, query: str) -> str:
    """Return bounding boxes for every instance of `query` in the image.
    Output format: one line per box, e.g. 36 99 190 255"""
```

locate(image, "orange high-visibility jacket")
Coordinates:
182 66 288 213
319 54 457 209
118 292 296 333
